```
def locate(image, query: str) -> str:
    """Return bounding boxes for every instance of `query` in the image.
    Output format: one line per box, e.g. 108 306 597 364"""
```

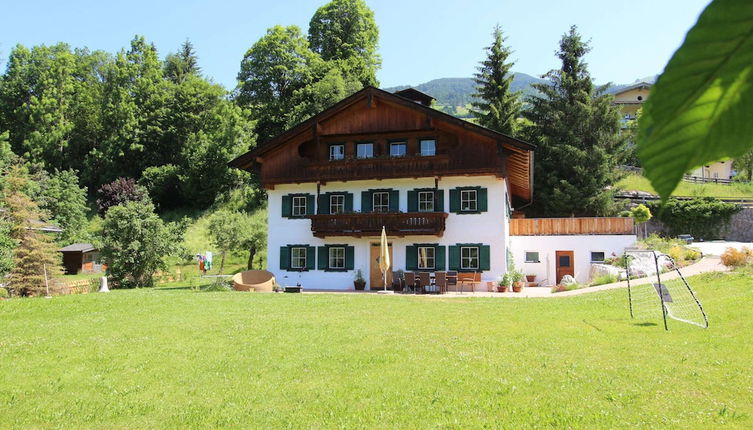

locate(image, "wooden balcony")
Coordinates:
264 154 503 185
308 212 448 238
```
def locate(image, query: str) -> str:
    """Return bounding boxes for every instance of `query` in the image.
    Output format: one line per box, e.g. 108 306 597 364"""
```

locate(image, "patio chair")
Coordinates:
391 271 404 292
404 272 417 294
434 271 447 294
418 272 431 294
457 272 480 294
446 271 458 292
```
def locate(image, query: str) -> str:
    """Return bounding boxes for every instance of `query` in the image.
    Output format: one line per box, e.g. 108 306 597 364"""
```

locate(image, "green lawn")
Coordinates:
1 272 751 428
618 173 753 198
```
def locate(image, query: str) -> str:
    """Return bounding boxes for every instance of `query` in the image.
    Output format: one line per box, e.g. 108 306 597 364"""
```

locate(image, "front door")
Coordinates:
555 250 574 284
369 243 393 290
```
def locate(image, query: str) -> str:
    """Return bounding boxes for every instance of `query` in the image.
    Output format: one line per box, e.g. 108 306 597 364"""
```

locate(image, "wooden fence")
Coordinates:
510 217 634 236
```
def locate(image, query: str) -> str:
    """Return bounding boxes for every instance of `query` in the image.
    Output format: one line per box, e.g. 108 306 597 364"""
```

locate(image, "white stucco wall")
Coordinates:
509 234 637 285
266 175 509 291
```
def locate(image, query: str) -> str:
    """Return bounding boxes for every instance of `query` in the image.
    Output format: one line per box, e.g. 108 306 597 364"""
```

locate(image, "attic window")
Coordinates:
329 144 344 161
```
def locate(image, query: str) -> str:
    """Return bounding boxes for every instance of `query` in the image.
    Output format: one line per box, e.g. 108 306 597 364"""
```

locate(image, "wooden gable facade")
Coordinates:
230 86 534 205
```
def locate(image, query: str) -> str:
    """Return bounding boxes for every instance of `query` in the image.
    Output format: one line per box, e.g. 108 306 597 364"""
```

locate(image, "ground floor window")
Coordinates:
329 246 345 269
291 247 307 269
461 246 479 270
418 246 435 269
591 251 606 263
525 251 540 263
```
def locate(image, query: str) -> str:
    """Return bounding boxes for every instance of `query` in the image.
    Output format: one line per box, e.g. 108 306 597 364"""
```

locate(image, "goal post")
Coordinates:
625 249 708 330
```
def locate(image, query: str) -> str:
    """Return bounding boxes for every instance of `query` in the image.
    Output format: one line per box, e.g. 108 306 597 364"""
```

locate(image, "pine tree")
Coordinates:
523 26 626 217
4 165 62 297
471 25 521 136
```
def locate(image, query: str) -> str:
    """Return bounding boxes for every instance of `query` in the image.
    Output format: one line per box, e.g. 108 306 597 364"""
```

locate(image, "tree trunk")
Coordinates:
219 251 226 276
247 245 257 270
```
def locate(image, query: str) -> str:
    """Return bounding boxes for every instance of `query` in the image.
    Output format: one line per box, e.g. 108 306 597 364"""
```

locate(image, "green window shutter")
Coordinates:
361 191 372 212
389 190 399 212
449 189 460 213
306 246 316 270
406 245 418 270
281 195 292 218
478 188 488 212
435 245 446 271
407 190 418 212
345 246 355 270
345 192 354 213
306 194 315 216
480 245 491 271
318 194 330 215
435 189 444 212
279 246 290 270
318 246 328 270
448 245 460 270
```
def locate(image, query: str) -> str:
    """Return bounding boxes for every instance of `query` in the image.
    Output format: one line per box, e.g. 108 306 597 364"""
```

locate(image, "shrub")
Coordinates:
720 247 753 267
590 274 617 286
96 177 149 216
0 287 9 299
101 200 186 288
646 197 740 240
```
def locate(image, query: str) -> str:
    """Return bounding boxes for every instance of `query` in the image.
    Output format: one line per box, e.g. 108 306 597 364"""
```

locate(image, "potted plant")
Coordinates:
354 269 366 290
498 273 510 292
525 274 536 283
511 270 525 292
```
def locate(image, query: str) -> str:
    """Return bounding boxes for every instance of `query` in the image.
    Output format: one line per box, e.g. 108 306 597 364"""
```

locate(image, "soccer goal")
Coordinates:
625 249 708 330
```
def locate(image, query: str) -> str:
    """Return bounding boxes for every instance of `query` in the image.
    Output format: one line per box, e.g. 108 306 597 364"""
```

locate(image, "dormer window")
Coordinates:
329 144 345 160
420 139 436 156
390 141 407 157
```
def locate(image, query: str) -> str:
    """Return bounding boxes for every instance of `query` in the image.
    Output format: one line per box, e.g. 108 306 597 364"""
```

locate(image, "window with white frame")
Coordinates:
373 192 390 212
418 246 435 269
328 246 345 269
418 191 434 212
390 141 407 157
329 144 345 160
357 142 374 159
461 246 479 270
290 247 307 269
525 251 540 263
330 194 345 214
291 196 307 217
460 189 477 212
419 139 436 156
590 251 606 263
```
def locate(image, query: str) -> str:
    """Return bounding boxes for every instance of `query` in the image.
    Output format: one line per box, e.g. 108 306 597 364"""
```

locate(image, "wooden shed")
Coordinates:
59 243 105 275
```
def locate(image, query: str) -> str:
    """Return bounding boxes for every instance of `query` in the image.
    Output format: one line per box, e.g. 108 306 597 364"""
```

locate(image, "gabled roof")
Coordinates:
613 81 652 95
229 86 535 169
59 243 96 253
393 88 435 106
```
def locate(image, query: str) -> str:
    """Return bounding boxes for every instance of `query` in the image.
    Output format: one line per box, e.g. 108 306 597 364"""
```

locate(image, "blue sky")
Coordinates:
0 0 712 89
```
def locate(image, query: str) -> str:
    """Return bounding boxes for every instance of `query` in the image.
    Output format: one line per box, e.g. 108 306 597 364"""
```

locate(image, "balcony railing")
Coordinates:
264 154 503 184
308 212 448 238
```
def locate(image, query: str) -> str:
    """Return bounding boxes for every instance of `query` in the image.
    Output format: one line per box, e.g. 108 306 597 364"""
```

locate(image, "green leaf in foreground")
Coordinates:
638 0 753 200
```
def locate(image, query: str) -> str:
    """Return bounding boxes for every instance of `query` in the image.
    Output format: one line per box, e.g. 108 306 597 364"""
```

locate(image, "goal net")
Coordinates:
625 250 708 330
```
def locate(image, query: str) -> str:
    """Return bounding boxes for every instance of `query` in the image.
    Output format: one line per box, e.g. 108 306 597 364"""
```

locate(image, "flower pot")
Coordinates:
497 285 508 293
512 281 524 292
525 275 536 283
354 281 366 290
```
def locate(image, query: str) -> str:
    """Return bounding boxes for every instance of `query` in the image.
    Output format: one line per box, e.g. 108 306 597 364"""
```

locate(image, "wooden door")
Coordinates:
555 250 574 284
369 243 393 290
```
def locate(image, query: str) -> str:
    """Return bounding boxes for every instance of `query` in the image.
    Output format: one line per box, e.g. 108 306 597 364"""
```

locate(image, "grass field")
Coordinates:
618 173 753 198
1 271 751 428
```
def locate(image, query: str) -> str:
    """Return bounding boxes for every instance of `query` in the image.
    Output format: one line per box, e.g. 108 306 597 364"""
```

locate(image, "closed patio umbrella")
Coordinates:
379 226 390 291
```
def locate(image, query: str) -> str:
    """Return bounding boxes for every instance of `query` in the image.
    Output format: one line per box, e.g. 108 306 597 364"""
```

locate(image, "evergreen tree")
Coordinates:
4 165 62 297
471 25 521 136
308 0 381 87
164 40 201 84
523 26 626 217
